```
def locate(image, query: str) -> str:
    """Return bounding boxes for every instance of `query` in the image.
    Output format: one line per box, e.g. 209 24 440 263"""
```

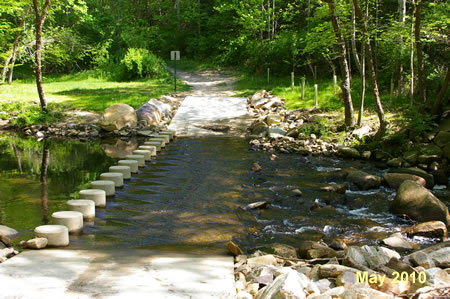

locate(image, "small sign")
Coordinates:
171 51 180 61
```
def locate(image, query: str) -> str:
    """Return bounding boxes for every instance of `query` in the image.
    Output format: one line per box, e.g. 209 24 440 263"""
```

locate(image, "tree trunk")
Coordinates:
327 0 355 127
8 9 28 85
395 0 406 95
415 0 426 103
357 42 366 126
32 0 51 112
353 0 386 136
40 143 49 223
351 4 361 74
1 54 12 84
431 68 450 115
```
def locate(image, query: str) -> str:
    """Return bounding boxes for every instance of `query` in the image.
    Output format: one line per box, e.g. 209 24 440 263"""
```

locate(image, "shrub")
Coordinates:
120 48 167 80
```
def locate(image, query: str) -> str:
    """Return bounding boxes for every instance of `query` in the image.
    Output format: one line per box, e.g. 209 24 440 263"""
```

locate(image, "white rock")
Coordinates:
0 225 18 238
148 98 171 118
237 291 253 299
26 237 48 249
247 255 277 268
256 269 308 299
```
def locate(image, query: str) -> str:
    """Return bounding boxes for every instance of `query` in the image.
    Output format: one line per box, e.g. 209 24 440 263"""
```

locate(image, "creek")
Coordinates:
1 134 448 254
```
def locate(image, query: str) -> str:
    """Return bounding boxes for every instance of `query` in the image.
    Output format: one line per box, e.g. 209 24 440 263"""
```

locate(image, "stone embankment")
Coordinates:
14 95 183 140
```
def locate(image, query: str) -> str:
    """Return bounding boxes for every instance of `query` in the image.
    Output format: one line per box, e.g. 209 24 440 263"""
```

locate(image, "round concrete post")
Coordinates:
125 155 145 167
143 141 161 151
109 165 131 179
90 180 115 196
34 225 69 247
118 160 139 173
79 189 106 208
67 199 95 219
148 138 166 147
100 172 124 187
138 145 157 156
159 130 175 140
152 135 170 143
51 211 84 234
132 150 151 161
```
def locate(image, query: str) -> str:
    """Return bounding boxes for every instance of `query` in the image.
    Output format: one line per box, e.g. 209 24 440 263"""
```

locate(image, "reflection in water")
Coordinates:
0 135 448 254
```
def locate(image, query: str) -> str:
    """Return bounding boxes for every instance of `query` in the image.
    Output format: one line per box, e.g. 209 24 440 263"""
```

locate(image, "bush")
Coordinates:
120 48 167 81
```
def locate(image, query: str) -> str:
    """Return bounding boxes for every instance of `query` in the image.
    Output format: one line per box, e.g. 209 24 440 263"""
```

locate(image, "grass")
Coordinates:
0 70 189 126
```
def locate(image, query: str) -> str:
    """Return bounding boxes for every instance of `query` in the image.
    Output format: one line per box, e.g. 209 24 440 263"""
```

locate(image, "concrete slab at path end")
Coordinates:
168 96 252 137
0 249 235 298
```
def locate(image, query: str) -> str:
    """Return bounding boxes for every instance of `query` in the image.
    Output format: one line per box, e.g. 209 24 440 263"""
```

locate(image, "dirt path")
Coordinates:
167 67 237 97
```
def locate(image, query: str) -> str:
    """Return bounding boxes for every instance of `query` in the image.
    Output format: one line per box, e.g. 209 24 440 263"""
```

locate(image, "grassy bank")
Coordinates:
0 71 188 126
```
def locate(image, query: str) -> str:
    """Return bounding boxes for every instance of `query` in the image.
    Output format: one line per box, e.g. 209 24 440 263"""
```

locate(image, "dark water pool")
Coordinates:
1 134 448 254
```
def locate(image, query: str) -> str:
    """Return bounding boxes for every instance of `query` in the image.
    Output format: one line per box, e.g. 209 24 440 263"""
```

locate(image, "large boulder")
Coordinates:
389 180 450 225
338 146 360 159
136 103 162 125
347 170 382 190
389 167 434 188
147 98 171 119
434 131 450 147
383 173 426 189
100 104 137 131
0 225 18 239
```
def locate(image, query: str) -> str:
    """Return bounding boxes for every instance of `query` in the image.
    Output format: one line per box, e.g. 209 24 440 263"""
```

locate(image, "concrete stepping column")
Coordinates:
143 141 161 151
125 154 145 167
151 135 170 143
34 225 69 247
90 180 115 196
109 165 131 179
67 200 95 219
133 150 151 161
138 145 157 156
159 130 176 140
79 189 106 207
100 172 124 187
118 160 139 173
51 211 83 234
148 138 166 147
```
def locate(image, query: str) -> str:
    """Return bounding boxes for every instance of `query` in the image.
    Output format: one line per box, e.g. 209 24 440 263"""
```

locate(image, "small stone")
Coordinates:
247 255 277 268
0 225 18 239
227 241 244 256
252 163 262 172
245 201 269 210
406 221 448 240
428 247 450 268
382 233 414 250
361 151 371 160
26 237 48 249
0 235 12 248
292 189 303 196
338 145 360 159
387 157 402 167
320 184 346 194
409 251 435 269
269 154 278 161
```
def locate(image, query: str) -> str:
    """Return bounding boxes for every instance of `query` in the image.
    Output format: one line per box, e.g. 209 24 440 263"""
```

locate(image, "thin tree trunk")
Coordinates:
415 0 426 103
272 0 275 38
1 54 12 84
395 0 406 95
40 144 49 224
353 0 386 136
10 142 23 173
431 68 450 115
327 0 355 127
357 42 366 126
32 0 51 112
351 4 361 74
8 9 28 85
410 0 415 105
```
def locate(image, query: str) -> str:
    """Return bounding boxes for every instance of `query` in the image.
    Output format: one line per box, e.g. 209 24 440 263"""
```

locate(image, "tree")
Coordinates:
326 0 354 127
415 0 426 103
32 0 52 112
352 0 386 136
7 8 28 85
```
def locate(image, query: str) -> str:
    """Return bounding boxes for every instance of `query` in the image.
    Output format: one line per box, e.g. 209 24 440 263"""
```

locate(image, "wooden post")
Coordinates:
333 74 337 94
314 84 318 108
301 77 305 100
267 68 270 85
291 72 295 89
390 77 394 100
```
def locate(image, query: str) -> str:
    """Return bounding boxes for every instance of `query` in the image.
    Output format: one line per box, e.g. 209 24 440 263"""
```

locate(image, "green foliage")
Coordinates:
121 48 167 80
404 107 437 138
0 101 65 127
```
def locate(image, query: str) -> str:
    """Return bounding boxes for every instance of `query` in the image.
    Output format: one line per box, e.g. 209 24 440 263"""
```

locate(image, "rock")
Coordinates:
236 291 252 299
361 151 371 160
403 150 420 164
318 264 359 278
417 154 441 164
255 269 313 299
268 126 286 138
227 241 244 256
406 221 448 240
421 143 443 155
160 95 178 105
384 258 416 276
352 126 371 139
245 201 269 210
314 279 334 293
253 243 298 259
252 162 262 172
262 97 283 110
409 251 436 269
344 246 400 270
266 114 284 126
389 180 449 225
0 235 12 248
338 145 360 159
382 233 414 250
341 287 395 299
328 238 348 251
0 225 18 238
247 255 278 268
26 237 48 249
387 157 402 167
336 271 360 288
250 121 269 135
292 189 303 196
136 130 153 137
383 173 426 189
147 98 171 119
347 170 382 190
250 90 270 107
320 184 346 194
443 143 450 159
389 167 434 188
136 102 162 125
286 128 299 138
100 104 137 131
428 247 450 268
298 241 335 259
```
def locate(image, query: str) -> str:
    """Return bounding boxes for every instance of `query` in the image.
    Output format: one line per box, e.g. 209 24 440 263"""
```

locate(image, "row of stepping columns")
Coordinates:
33 131 176 247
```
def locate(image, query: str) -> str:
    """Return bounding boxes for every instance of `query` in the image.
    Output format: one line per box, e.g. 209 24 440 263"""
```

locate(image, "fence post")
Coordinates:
314 84 318 108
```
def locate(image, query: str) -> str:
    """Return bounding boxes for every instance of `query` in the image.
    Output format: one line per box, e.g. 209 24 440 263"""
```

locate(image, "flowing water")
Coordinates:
1 134 448 254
